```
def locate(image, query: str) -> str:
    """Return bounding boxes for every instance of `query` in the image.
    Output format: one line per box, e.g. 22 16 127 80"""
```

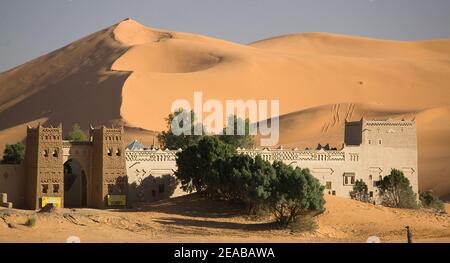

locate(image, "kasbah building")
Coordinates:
0 118 418 210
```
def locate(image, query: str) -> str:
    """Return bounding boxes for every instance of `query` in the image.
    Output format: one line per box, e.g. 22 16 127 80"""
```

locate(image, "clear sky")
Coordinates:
1 0 450 72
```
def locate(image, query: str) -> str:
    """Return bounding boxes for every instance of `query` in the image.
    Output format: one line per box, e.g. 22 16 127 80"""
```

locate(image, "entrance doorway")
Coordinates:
64 159 87 207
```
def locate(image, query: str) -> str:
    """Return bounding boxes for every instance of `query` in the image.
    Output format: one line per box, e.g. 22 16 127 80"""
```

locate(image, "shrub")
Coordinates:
2 142 25 164
218 115 255 149
378 169 417 209
420 191 445 212
158 109 205 150
350 179 369 202
175 136 235 193
269 161 325 225
64 124 87 141
25 216 37 227
175 137 326 226
209 155 276 212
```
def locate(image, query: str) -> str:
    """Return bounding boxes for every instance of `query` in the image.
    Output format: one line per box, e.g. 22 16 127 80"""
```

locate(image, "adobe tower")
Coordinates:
24 125 64 210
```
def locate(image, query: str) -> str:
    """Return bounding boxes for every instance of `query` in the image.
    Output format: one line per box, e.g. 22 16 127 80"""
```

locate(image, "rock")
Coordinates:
39 203 57 213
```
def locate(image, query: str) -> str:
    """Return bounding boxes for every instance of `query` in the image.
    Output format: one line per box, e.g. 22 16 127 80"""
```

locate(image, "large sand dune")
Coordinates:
0 19 449 197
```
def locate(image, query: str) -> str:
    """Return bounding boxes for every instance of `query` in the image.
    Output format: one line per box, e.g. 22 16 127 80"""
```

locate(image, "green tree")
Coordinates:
208 155 275 212
158 109 205 150
64 124 87 141
2 142 25 164
350 179 369 202
269 161 325 225
244 156 276 212
175 136 235 193
419 190 444 212
218 115 255 149
378 169 417 209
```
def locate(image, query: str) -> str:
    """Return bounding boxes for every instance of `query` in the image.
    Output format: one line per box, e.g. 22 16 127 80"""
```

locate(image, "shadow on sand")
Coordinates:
153 217 279 232
117 193 248 219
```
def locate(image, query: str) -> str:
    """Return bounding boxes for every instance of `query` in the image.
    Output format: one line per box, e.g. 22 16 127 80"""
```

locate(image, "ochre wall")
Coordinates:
0 164 25 208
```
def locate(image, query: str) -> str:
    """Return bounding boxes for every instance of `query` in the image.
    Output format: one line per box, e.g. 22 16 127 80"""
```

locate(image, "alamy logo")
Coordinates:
170 92 280 146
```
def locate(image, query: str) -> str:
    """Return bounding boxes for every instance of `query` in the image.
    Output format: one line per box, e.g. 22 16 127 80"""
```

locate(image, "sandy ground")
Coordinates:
0 194 449 243
0 18 449 198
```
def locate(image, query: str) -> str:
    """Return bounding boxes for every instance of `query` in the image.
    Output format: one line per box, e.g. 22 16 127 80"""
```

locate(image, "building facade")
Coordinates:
1 125 127 210
0 118 418 209
125 118 418 204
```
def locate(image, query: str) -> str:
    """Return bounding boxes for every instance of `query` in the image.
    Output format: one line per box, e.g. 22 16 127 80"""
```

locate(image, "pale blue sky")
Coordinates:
1 0 450 72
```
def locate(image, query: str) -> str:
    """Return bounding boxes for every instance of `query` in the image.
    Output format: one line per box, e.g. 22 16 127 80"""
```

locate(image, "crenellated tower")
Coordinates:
24 124 64 210
90 126 127 208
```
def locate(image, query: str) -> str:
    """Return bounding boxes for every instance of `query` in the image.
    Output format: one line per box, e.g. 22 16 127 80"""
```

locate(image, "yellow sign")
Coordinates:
107 195 126 206
41 196 62 208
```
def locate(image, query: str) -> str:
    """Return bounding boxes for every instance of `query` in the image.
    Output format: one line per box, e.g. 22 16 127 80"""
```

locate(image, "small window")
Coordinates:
369 191 373 198
343 173 356 186
332 190 336 196
158 184 165 193
107 148 112 157
52 150 58 158
43 150 49 157
379 139 382 145
52 184 60 193
116 149 121 156
368 140 372 144
325 181 332 190
41 184 49 194
369 175 372 180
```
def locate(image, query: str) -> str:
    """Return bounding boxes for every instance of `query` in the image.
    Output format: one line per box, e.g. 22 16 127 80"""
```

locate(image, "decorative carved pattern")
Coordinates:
125 148 347 163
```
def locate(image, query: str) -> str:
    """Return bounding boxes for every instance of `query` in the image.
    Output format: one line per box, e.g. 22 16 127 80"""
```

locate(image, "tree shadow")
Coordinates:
117 193 247 218
127 174 177 204
154 217 279 232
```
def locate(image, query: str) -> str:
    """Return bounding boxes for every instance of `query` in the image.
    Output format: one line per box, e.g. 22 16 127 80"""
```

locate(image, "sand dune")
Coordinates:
0 18 449 197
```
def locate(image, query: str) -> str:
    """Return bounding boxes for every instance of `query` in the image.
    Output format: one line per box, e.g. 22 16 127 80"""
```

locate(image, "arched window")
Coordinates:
52 150 58 158
116 149 121 156
43 150 49 157
369 175 372 180
107 148 112 156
